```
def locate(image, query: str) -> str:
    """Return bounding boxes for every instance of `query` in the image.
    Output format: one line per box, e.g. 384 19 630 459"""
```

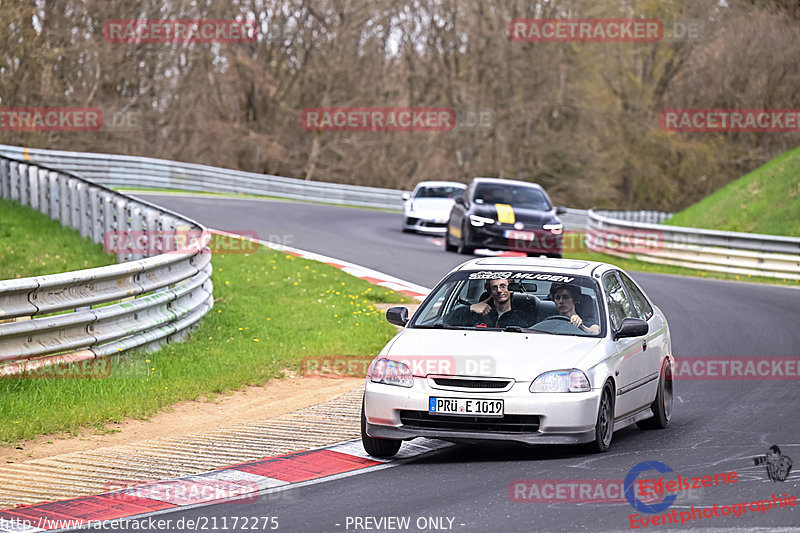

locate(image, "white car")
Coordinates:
362 257 674 457
402 181 467 234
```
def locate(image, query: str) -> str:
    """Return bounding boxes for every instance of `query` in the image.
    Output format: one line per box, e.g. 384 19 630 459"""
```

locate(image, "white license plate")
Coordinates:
429 397 504 417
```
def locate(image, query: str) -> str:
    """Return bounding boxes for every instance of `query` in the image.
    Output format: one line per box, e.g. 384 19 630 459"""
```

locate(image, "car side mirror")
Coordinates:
556 206 567 215
614 317 648 340
386 306 409 327
402 192 411 201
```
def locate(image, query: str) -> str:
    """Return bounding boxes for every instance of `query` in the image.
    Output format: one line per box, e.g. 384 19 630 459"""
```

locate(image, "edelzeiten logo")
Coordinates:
661 109 800 132
509 18 663 42
0 108 102 131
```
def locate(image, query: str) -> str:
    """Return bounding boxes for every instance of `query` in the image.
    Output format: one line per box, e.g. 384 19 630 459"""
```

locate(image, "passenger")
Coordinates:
549 283 600 334
469 278 529 328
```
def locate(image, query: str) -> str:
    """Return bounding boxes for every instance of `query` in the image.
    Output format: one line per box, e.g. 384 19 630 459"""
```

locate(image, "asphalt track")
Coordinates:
99 194 800 532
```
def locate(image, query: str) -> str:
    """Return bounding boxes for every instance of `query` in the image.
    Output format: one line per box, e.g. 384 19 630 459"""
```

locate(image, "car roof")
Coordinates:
413 181 467 189
448 256 616 278
469 177 545 191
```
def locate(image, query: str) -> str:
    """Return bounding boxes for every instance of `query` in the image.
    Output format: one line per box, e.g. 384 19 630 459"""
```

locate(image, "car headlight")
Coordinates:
469 214 495 227
530 369 591 392
368 358 414 388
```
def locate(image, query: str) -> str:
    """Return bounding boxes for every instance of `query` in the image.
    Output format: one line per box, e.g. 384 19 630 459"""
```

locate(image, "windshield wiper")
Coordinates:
413 323 476 330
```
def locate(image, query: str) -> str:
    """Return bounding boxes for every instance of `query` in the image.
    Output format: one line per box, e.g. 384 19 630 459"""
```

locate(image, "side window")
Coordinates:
619 273 654 320
602 273 634 330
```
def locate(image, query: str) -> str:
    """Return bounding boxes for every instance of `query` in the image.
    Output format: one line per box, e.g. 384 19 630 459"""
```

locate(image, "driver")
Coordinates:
549 283 600 334
468 278 529 328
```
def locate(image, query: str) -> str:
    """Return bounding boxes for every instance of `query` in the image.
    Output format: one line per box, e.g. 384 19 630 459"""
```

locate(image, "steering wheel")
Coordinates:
542 314 572 322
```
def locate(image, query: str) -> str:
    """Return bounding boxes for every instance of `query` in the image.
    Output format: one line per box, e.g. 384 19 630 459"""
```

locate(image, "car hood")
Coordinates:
383 329 602 381
472 204 556 225
407 198 456 213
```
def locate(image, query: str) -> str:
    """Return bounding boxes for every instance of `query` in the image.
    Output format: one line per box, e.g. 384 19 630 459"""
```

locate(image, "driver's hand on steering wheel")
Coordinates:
570 314 583 328
470 299 492 315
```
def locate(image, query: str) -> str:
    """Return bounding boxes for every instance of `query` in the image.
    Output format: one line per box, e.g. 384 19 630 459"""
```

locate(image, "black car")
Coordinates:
444 177 567 256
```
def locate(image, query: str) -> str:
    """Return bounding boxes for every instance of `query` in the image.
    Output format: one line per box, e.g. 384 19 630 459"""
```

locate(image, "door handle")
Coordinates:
642 339 647 351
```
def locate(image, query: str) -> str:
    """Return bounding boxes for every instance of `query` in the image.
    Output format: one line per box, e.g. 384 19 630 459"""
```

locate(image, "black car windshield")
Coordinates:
415 186 465 199
410 270 604 337
473 184 551 210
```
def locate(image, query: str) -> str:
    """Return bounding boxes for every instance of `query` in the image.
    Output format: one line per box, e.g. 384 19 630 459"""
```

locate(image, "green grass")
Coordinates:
664 145 800 237
0 197 116 279
116 187 401 213
0 244 409 443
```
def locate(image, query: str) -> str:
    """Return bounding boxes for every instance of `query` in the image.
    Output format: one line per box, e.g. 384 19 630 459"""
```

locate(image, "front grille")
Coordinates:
406 217 420 225
420 221 447 228
432 378 511 389
400 410 540 433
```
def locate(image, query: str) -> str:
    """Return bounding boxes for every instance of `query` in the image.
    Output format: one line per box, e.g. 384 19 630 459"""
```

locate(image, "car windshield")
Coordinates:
473 184 551 210
415 186 464 199
410 270 604 337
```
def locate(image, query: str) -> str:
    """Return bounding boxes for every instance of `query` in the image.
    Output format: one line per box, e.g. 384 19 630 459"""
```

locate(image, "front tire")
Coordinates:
588 384 614 453
444 226 457 252
361 398 401 458
637 360 673 430
457 223 475 255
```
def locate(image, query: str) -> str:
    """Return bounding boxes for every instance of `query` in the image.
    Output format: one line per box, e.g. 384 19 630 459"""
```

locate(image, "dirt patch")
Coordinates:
2 376 362 463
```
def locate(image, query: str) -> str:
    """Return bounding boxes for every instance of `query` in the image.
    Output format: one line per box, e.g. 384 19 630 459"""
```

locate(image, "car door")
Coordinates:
447 185 470 241
602 271 649 418
618 272 665 407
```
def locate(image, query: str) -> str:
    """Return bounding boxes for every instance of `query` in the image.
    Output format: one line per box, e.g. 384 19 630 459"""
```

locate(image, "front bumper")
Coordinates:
467 226 563 255
403 216 448 234
364 379 601 445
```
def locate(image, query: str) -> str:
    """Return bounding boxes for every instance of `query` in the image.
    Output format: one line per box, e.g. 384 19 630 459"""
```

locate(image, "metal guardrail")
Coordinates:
0 155 214 374
0 145 590 229
587 209 800 280
0 145 404 210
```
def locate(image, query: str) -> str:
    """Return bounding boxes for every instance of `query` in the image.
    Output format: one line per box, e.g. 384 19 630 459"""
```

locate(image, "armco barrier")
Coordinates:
0 155 213 375
0 145 590 229
588 209 800 280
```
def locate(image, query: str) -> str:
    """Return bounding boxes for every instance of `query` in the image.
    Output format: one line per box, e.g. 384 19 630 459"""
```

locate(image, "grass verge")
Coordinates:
562 232 799 287
0 197 116 279
664 145 800 237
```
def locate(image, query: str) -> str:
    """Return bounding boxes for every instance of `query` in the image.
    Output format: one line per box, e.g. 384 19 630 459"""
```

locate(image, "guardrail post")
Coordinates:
48 171 60 221
11 162 22 202
78 181 91 239
37 168 49 217
89 187 103 244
